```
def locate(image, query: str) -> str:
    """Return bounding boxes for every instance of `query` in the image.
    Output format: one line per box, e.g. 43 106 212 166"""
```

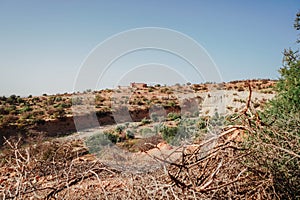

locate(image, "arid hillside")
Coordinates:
0 77 299 199
0 79 275 146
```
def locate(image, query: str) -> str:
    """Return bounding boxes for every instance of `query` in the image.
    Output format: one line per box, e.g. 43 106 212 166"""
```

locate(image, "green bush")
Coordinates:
140 128 155 137
19 106 32 114
104 131 119 144
115 125 125 133
257 60 300 198
153 124 162 134
126 130 135 139
141 117 151 125
167 112 181 121
160 125 178 144
245 26 300 198
5 105 16 114
150 112 159 122
0 106 9 115
6 95 17 104
167 101 176 107
197 117 207 130
210 112 225 127
55 96 62 102
85 131 118 154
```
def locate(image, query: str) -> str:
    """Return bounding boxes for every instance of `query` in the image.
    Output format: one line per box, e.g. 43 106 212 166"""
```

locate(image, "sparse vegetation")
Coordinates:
140 117 151 125
0 69 282 199
167 112 181 121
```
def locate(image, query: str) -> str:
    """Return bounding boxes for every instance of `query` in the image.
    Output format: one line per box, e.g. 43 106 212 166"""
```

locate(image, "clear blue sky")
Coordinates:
0 0 299 96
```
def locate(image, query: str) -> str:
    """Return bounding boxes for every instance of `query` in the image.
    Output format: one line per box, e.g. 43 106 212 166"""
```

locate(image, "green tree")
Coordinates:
294 11 300 43
246 11 300 199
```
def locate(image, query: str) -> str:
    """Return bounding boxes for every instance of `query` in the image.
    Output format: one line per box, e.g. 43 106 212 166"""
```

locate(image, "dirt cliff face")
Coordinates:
0 106 181 147
0 125 23 146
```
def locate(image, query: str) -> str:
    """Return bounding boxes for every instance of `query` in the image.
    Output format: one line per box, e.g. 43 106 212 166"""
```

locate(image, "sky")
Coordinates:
0 0 299 97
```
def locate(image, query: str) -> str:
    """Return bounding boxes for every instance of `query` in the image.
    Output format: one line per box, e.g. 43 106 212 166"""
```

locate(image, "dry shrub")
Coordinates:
165 127 277 199
0 138 108 199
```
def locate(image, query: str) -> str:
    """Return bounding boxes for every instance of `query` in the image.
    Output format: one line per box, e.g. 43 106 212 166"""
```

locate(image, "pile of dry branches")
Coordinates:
165 126 276 199
0 127 278 199
0 138 117 199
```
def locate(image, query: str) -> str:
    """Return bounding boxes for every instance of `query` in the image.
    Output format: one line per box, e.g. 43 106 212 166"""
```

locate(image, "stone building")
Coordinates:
130 82 147 88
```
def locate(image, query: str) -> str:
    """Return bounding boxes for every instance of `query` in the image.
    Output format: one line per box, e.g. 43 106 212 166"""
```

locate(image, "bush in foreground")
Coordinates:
244 16 300 198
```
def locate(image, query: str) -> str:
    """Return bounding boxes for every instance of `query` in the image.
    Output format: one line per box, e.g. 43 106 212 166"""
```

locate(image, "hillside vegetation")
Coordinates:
0 79 275 145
